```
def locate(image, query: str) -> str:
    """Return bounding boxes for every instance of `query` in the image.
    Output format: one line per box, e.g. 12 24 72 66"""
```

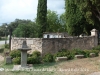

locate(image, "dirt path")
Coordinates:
53 56 100 75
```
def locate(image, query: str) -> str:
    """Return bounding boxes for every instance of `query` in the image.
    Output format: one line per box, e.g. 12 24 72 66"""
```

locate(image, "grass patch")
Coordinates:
33 62 58 69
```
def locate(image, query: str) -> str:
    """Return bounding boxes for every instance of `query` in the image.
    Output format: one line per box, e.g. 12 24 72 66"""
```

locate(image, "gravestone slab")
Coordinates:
6 56 12 64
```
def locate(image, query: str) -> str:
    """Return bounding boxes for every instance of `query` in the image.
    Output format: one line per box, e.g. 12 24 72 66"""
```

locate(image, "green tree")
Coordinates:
65 0 91 35
36 0 47 37
75 0 100 30
0 23 8 37
59 13 67 32
12 19 38 38
47 10 62 32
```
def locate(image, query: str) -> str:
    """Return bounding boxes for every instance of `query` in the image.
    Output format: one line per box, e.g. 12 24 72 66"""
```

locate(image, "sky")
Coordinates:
0 0 65 25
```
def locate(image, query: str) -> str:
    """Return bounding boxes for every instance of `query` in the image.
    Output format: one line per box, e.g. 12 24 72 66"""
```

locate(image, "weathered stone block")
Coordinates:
75 55 84 59
6 56 12 64
55 57 67 62
27 64 33 67
89 53 96 57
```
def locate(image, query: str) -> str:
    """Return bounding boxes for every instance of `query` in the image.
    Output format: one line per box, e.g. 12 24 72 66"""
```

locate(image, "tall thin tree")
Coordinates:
36 0 47 37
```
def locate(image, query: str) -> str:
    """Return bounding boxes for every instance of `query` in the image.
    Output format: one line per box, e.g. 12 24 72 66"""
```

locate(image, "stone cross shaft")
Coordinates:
18 40 31 67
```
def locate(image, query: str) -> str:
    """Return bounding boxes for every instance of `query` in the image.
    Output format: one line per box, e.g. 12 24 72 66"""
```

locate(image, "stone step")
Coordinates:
75 55 84 59
55 57 67 62
89 53 96 57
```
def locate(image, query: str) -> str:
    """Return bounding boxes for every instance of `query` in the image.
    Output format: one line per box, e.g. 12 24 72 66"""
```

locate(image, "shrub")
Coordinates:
83 50 99 57
54 50 75 60
27 55 41 64
0 48 4 53
32 50 41 56
92 45 100 51
72 48 85 55
83 50 92 57
27 51 41 64
10 50 21 59
43 53 54 62
4 44 9 49
67 51 75 60
92 50 99 56
53 51 68 59
12 57 21 64
27 57 33 64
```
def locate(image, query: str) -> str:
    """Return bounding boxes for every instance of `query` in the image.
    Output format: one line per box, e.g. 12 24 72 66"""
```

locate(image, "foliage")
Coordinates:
54 51 67 59
1 44 9 49
27 55 41 64
91 50 99 56
27 51 41 64
4 44 9 49
67 51 75 60
72 48 85 55
65 0 93 35
75 0 100 30
0 48 4 53
54 50 75 60
0 23 9 37
13 20 37 38
10 50 21 59
36 0 47 37
32 50 41 56
59 13 67 31
83 50 99 57
72 49 90 58
75 0 100 25
12 57 21 64
92 45 100 51
72 48 99 57
46 10 66 32
43 53 54 62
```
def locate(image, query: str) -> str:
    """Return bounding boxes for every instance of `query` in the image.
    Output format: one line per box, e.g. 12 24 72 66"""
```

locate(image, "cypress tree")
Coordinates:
65 0 90 35
37 0 47 37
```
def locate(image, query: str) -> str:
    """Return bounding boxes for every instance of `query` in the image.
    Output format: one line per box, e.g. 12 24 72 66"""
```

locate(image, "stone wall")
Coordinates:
42 36 96 55
11 38 42 54
11 36 97 56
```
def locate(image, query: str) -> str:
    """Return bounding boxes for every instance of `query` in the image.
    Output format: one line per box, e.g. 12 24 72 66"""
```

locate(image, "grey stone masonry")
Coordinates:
11 29 98 56
6 56 12 64
18 40 31 67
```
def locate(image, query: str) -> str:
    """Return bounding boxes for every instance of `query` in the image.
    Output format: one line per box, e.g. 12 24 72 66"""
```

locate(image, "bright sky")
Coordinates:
0 0 65 25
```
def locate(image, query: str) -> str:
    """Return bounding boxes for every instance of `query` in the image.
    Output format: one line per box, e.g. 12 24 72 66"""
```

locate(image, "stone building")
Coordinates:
43 32 69 38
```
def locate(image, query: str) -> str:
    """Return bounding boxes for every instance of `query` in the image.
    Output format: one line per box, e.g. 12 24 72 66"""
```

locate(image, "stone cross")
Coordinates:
18 40 31 67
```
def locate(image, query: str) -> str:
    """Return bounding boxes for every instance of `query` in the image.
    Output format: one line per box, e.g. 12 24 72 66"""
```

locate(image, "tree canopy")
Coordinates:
75 0 100 30
47 10 66 32
12 19 37 38
65 0 96 35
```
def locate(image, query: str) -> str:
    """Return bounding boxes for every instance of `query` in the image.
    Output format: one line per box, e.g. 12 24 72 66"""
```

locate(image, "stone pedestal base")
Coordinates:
13 65 33 71
21 51 27 67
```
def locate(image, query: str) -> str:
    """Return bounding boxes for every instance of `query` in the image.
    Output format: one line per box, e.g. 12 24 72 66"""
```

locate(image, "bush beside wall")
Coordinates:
10 48 100 64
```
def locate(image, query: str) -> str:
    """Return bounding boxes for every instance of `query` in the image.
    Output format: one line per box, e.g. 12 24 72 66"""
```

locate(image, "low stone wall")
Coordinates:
11 38 42 54
42 36 96 55
11 36 97 56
